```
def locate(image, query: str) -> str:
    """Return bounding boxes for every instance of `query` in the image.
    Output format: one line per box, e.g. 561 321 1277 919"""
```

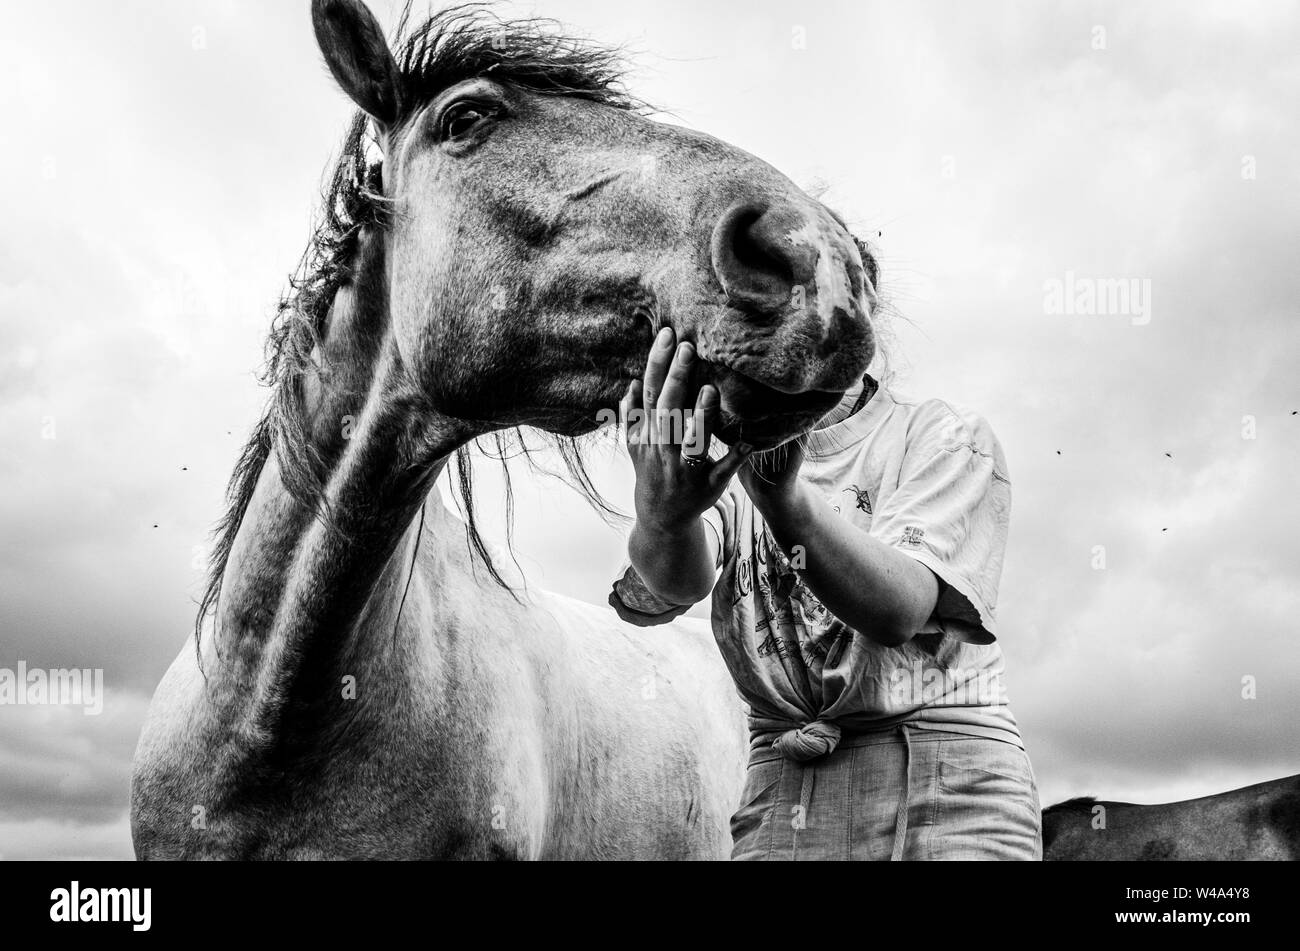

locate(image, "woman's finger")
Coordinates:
709 440 753 491
641 327 676 414
656 342 697 429
620 379 644 447
641 327 675 445
683 383 719 461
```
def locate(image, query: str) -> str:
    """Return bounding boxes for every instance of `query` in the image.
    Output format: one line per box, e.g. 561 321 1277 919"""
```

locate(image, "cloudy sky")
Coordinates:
1 0 1297 860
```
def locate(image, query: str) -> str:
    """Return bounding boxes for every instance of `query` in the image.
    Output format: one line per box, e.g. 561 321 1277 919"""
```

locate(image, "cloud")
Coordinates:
0 691 149 840
0 815 134 862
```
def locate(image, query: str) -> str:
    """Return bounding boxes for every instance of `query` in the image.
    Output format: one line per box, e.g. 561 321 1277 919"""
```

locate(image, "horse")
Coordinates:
1042 774 1300 860
129 0 877 859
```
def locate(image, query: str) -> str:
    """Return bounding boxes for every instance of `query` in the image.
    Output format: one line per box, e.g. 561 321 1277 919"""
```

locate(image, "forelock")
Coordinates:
390 2 644 128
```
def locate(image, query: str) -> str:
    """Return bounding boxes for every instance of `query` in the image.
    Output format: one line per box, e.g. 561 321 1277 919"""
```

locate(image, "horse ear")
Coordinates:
311 0 401 126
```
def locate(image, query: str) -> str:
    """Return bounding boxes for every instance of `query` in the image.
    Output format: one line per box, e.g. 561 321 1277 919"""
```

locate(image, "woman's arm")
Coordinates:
628 516 718 606
742 447 939 647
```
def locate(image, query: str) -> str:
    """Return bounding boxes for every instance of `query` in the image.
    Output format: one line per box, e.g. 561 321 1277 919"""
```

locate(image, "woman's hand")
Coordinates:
623 327 751 533
738 438 806 515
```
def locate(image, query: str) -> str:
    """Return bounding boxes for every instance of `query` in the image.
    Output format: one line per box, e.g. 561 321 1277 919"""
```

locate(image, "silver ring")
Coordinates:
680 453 706 468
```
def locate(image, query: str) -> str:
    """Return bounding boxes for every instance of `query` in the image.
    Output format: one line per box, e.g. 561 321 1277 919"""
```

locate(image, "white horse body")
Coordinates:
133 491 747 860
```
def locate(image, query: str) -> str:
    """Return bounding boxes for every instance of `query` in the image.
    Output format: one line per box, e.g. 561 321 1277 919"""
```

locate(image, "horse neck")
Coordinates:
212 225 469 748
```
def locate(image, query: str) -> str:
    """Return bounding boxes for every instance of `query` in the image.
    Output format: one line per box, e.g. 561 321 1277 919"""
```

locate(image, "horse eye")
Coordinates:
442 104 490 141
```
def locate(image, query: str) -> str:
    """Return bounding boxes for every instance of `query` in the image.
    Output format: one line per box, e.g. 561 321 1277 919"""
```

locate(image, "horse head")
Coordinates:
313 0 876 451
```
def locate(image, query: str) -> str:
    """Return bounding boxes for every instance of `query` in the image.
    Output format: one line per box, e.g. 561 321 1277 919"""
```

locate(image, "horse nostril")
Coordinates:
711 202 811 311
730 208 794 285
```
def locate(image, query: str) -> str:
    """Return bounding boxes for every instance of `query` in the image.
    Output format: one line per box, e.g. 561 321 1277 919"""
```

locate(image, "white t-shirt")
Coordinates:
611 377 1022 749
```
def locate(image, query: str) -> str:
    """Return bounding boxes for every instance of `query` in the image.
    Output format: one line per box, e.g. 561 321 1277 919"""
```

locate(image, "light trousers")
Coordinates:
730 726 1043 860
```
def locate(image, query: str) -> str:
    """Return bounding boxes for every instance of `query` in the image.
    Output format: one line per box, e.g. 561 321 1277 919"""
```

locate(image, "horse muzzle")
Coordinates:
701 198 876 398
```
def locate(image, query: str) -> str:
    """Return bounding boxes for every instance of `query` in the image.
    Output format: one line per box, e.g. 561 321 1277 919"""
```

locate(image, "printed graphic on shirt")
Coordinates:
792 579 839 666
752 532 788 659
744 525 846 670
843 484 873 515
900 525 926 548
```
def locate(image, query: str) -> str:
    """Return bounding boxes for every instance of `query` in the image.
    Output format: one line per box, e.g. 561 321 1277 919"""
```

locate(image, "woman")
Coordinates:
610 328 1042 860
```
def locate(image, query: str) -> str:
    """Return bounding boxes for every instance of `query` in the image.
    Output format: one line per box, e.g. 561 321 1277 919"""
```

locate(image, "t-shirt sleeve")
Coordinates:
868 403 1011 644
608 493 733 627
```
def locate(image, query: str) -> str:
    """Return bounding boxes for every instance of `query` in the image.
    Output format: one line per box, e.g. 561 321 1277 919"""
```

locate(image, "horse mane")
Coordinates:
196 3 637 646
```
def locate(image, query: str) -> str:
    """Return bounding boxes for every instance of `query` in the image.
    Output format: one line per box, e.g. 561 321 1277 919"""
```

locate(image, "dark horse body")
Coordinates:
1043 774 1300 860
